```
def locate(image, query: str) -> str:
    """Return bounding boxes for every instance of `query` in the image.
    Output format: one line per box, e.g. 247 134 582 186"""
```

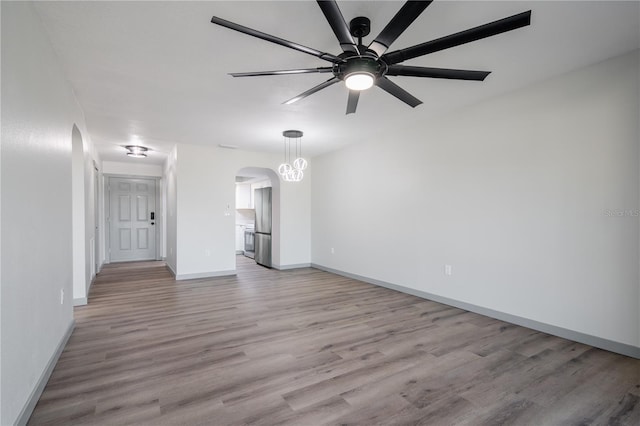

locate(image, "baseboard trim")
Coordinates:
73 275 96 307
73 297 87 306
311 263 640 359
16 319 75 426
166 262 177 277
87 274 95 299
176 270 236 280
273 263 311 270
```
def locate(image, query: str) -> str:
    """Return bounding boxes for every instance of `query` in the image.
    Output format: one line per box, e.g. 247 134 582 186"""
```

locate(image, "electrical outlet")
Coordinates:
205 249 211 256
445 265 452 276
60 289 64 304
331 247 335 254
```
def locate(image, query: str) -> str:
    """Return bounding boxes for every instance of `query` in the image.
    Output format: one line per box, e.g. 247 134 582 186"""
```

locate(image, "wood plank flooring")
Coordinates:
29 256 639 425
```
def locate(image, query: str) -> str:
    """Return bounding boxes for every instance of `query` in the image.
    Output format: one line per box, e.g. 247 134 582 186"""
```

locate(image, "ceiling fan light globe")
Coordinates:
293 157 308 171
127 152 147 158
345 73 374 91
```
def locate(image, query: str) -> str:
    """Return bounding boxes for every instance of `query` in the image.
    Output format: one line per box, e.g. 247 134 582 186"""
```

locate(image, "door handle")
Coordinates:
151 222 155 225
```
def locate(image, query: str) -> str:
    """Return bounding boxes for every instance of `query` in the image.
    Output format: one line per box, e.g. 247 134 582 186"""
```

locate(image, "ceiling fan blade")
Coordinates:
386 65 490 81
368 1 433 57
376 77 422 108
230 67 334 77
346 90 360 114
317 0 359 54
283 77 341 105
211 16 343 63
382 11 532 65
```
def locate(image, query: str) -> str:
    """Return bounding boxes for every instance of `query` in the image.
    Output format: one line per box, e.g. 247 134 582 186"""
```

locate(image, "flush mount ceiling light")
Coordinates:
278 130 307 182
125 145 148 158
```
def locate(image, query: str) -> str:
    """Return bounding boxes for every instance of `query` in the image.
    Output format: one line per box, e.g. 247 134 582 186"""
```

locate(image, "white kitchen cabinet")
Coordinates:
235 183 252 209
236 180 271 209
251 180 271 191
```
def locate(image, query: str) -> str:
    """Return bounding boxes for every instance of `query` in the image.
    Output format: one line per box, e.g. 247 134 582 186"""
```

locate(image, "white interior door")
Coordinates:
108 177 157 262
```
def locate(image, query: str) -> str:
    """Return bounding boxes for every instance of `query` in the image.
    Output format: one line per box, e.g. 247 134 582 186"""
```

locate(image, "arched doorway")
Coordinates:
71 125 86 305
235 167 281 269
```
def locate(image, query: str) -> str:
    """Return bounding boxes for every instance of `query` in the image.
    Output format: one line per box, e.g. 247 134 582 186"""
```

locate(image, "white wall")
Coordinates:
1 2 93 424
164 147 178 273
174 144 311 278
71 126 102 306
312 51 640 349
102 160 163 177
0 4 3 419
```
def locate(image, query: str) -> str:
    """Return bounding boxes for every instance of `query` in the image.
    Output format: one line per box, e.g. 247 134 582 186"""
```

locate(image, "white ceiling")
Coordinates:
33 1 639 165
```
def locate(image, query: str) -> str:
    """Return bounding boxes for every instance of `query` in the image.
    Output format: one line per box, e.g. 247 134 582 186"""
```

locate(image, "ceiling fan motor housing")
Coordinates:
334 56 386 82
349 16 371 38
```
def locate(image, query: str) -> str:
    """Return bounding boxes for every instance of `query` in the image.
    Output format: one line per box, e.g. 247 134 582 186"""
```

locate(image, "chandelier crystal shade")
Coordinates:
278 130 307 182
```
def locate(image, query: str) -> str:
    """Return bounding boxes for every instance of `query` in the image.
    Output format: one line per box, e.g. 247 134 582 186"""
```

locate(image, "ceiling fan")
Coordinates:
211 1 531 114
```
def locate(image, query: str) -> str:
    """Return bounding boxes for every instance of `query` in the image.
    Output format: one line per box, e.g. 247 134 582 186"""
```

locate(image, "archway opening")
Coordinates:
71 125 86 305
234 167 281 270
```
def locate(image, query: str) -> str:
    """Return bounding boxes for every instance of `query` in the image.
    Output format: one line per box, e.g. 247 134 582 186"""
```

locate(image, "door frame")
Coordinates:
93 161 99 277
104 174 162 263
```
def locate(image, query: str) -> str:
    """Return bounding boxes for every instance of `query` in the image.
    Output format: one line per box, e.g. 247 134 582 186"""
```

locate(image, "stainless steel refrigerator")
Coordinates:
254 187 272 268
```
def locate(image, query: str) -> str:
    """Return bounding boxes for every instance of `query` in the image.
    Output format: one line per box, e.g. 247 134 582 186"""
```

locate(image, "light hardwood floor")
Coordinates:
29 256 639 425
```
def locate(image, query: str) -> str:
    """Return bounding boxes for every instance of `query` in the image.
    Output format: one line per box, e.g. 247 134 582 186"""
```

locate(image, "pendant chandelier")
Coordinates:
278 130 307 182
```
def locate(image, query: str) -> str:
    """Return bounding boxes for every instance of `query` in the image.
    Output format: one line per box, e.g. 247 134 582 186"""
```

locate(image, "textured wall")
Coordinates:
1 2 92 423
312 51 640 348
